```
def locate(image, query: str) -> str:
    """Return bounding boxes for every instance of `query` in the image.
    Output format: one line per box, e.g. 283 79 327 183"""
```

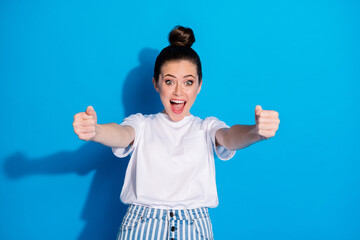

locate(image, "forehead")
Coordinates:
160 60 197 77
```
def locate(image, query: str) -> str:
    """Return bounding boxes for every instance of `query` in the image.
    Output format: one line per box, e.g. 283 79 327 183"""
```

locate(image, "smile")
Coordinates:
170 99 186 114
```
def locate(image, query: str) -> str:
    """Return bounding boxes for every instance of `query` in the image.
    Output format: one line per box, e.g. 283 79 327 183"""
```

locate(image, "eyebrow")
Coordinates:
183 74 196 79
163 74 176 78
163 74 196 79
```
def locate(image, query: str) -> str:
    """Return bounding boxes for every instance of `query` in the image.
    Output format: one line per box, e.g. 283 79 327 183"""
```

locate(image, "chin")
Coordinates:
168 113 186 122
165 107 189 122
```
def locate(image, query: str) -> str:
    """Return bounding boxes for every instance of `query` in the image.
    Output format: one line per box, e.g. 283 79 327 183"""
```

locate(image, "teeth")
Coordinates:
170 100 185 104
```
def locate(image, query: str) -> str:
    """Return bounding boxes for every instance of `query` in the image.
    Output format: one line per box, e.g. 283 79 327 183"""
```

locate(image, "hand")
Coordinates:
73 106 98 141
255 105 280 140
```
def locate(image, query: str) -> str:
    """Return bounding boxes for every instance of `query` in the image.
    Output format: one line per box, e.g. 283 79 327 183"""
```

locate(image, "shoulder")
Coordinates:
199 116 230 134
186 115 224 126
204 116 221 122
122 113 170 127
121 113 162 137
121 113 157 128
123 113 160 121
202 116 225 126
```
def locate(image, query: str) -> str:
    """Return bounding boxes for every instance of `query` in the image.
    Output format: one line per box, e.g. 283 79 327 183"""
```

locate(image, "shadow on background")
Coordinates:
3 48 161 240
122 48 162 116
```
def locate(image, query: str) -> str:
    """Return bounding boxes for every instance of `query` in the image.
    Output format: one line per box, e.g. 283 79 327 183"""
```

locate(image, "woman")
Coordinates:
73 26 280 240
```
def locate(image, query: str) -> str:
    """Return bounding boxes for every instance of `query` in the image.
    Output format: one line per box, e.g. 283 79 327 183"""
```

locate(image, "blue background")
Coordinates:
1 0 359 239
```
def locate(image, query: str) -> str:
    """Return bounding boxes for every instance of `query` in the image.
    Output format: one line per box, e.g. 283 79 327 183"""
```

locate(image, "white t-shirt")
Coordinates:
112 112 236 209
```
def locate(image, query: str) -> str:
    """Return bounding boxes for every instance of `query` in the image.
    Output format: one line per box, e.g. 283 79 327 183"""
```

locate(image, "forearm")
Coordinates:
219 124 263 151
92 123 134 148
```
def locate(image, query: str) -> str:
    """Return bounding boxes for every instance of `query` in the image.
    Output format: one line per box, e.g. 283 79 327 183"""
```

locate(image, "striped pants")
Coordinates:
117 204 214 240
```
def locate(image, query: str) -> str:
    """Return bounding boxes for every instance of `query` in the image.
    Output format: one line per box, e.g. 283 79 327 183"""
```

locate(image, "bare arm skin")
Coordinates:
73 106 135 148
215 105 280 151
93 123 134 148
216 124 263 151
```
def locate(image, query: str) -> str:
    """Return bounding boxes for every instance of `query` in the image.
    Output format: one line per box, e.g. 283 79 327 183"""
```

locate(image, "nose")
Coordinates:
173 83 183 96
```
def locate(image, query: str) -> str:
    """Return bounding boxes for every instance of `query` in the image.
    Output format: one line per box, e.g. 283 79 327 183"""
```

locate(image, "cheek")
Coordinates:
189 89 199 99
159 90 171 103
159 88 168 97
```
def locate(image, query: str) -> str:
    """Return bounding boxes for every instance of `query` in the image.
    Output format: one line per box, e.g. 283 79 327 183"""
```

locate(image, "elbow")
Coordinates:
225 144 242 151
220 137 239 151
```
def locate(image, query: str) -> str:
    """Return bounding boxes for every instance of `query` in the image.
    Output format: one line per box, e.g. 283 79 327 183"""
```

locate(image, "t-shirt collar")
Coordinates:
158 112 194 125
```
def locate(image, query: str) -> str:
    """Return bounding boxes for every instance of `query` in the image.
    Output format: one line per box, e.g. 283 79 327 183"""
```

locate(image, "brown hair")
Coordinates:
153 26 202 84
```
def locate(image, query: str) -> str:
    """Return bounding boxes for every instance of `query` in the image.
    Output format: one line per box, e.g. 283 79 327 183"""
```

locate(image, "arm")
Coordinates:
73 106 135 148
215 105 280 151
93 123 134 148
215 124 262 151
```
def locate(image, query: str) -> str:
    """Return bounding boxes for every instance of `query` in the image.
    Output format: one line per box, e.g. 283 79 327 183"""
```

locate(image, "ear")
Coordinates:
197 79 202 94
152 78 160 93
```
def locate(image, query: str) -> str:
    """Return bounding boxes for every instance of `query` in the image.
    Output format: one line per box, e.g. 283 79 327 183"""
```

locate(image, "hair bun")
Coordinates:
168 26 195 48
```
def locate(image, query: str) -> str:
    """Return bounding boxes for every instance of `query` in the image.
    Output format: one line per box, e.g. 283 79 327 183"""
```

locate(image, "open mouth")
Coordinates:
170 100 186 114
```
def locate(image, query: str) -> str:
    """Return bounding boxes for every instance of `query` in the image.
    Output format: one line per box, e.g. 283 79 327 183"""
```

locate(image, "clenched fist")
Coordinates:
255 105 280 140
73 106 98 141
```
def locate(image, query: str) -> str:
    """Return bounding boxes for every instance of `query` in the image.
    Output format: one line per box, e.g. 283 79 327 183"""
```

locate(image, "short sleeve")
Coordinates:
205 117 236 161
112 113 145 158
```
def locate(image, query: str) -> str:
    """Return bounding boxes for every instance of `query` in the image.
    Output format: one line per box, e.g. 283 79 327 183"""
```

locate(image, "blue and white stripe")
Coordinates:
117 204 214 240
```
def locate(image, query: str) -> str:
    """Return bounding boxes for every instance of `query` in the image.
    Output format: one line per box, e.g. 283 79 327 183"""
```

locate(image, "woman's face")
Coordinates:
153 60 202 122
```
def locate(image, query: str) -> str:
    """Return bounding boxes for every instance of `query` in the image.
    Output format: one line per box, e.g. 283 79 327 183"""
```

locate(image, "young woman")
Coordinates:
73 26 280 240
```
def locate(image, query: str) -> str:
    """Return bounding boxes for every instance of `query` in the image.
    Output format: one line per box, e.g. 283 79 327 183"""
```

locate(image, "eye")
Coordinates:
185 80 193 86
165 80 173 85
